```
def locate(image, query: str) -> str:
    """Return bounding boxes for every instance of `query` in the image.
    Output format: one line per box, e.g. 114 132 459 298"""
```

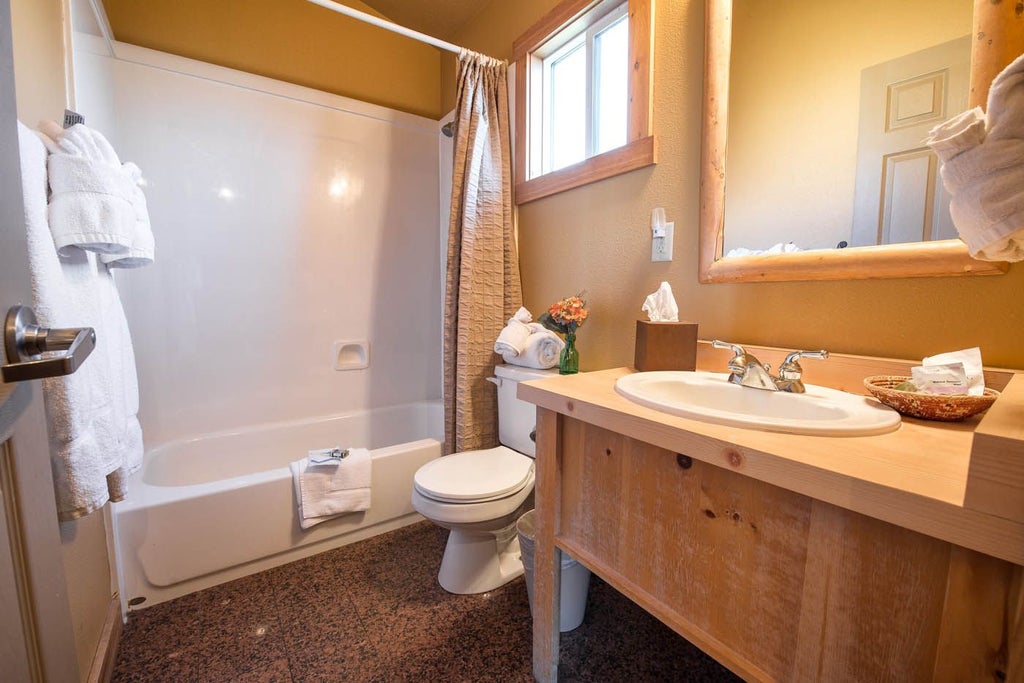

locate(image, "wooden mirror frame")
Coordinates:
698 0 1014 283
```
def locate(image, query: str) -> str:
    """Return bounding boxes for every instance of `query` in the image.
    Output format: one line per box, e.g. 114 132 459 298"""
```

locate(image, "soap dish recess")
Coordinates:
863 375 999 422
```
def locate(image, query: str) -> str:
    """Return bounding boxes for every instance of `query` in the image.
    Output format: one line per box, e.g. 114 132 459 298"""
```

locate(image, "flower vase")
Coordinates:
560 332 579 375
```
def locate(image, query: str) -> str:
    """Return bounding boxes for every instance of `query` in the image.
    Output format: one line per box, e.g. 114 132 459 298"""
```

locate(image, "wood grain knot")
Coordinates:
724 448 743 468
605 448 612 456
565 401 575 412
676 454 692 469
703 508 717 519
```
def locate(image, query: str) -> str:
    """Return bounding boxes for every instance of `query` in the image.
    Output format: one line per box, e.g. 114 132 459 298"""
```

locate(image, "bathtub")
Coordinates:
111 401 443 612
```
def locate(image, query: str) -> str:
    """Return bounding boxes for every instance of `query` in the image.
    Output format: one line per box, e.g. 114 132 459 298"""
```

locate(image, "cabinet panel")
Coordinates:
554 420 1023 682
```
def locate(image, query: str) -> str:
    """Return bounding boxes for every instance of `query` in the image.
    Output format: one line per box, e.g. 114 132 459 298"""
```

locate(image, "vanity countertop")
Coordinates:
519 364 1024 566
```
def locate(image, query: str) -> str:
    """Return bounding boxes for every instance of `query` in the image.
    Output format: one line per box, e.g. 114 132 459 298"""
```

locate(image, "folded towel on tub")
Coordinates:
290 447 371 529
502 323 564 370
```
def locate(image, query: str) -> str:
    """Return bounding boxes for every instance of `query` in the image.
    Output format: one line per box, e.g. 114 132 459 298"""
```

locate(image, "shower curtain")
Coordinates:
443 49 522 454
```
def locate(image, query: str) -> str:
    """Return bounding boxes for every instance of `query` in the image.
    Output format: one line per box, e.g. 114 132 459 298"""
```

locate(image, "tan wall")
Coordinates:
103 0 443 119
442 0 562 112
453 0 1023 370
10 0 67 126
10 1 113 680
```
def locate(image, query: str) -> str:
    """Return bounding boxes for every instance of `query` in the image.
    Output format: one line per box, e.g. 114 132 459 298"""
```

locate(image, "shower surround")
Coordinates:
71 36 443 608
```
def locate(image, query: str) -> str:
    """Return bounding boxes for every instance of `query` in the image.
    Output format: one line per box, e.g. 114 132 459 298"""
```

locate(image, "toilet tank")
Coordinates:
493 364 559 457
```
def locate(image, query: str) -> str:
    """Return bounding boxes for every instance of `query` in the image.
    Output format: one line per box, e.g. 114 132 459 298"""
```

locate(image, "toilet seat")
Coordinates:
413 446 533 503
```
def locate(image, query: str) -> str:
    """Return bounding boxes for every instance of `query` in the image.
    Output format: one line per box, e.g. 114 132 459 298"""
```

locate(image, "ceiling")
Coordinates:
360 0 486 41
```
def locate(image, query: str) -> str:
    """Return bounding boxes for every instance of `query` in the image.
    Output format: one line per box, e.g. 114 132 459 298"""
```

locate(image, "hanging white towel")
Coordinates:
502 323 564 370
37 121 150 260
19 122 145 520
927 53 1024 262
493 306 532 358
289 448 371 529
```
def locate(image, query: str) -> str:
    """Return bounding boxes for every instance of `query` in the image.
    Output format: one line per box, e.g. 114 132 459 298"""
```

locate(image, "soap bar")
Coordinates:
634 320 698 371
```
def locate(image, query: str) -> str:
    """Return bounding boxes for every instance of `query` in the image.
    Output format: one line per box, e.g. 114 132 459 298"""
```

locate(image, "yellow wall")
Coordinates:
452 0 1023 370
11 2 113 679
103 0 443 119
10 0 67 126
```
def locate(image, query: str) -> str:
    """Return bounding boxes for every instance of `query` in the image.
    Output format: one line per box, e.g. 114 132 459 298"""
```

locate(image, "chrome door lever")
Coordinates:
2 305 96 383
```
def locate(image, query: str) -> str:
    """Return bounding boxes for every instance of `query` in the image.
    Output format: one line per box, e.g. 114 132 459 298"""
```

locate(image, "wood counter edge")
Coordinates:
518 367 1024 566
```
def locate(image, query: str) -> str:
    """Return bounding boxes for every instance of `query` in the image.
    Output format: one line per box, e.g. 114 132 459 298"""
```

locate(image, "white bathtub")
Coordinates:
111 401 443 612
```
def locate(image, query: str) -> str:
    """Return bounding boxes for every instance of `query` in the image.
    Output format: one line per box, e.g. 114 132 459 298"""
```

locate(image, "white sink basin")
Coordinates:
615 371 901 436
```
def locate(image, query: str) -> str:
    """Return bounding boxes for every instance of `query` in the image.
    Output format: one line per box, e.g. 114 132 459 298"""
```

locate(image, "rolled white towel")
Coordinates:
926 107 986 162
503 325 564 370
493 306 533 357
101 163 155 268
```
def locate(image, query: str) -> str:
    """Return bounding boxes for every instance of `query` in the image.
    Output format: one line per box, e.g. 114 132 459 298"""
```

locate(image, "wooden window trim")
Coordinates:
512 0 655 205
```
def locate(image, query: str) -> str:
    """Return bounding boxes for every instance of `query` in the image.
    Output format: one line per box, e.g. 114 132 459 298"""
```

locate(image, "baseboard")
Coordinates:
87 595 122 683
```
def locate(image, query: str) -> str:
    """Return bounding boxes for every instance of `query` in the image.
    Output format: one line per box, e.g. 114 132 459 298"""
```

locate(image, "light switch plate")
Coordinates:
652 221 674 262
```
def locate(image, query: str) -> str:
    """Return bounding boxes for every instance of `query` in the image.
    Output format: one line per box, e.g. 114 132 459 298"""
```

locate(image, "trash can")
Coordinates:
517 509 591 632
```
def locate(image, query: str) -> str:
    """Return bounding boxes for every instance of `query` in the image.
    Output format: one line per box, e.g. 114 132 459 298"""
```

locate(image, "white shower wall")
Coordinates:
72 39 442 447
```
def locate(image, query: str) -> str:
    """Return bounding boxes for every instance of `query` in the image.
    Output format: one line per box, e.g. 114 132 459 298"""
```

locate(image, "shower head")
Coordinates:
441 121 454 138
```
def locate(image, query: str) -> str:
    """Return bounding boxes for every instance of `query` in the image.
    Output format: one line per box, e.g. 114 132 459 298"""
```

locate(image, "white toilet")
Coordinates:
412 364 555 594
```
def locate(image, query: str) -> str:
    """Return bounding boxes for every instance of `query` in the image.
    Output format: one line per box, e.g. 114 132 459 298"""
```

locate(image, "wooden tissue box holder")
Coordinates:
634 320 698 371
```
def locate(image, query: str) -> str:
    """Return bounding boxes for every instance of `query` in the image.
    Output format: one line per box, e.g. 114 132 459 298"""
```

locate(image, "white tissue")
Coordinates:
641 281 679 322
920 347 985 396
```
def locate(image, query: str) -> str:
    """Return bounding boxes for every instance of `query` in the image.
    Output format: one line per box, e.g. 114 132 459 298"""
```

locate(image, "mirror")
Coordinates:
699 0 1011 282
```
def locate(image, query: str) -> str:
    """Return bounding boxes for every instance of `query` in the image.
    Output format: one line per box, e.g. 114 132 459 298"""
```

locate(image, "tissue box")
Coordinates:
634 320 698 371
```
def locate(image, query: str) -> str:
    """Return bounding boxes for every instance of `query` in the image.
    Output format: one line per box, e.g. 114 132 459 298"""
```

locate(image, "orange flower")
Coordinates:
540 294 589 334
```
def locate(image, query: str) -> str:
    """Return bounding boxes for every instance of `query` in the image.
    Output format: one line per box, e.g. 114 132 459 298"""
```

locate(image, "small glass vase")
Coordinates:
559 331 579 375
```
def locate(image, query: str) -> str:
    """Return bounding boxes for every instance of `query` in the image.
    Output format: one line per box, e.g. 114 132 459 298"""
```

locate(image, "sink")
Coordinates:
614 371 901 436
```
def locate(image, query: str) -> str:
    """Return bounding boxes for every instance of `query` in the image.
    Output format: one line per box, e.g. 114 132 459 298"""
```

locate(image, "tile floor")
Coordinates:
112 521 740 682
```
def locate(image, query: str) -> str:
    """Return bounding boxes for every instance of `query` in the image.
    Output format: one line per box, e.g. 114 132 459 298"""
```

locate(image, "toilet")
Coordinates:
412 364 555 594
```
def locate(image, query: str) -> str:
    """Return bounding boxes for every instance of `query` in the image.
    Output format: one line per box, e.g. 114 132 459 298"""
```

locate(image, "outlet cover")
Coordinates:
652 221 674 262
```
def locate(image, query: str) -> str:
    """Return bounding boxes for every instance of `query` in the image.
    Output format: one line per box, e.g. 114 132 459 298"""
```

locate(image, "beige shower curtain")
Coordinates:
443 49 522 454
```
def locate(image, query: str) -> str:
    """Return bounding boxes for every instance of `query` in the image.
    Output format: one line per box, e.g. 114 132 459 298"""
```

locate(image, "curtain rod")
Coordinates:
305 0 468 56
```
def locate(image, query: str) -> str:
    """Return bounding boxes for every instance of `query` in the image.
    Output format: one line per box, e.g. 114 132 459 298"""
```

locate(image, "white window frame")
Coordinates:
537 3 627 175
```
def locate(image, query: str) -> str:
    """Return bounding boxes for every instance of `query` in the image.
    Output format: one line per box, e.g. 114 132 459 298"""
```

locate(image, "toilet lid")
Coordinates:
414 446 534 502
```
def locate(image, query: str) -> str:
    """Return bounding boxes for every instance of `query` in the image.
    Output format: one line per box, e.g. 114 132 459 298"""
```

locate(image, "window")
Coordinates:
513 0 655 204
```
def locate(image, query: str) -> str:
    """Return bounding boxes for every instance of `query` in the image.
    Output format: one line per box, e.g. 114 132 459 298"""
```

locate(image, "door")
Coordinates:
850 36 971 247
0 2 79 680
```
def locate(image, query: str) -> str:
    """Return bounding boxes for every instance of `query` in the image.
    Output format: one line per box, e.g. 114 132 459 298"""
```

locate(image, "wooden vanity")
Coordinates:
519 344 1024 682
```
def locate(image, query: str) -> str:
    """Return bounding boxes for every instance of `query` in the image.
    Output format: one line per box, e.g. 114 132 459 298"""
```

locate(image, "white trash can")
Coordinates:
516 509 591 632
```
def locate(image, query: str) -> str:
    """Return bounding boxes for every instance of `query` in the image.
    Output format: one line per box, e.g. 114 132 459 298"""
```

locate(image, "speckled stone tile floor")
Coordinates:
112 521 741 682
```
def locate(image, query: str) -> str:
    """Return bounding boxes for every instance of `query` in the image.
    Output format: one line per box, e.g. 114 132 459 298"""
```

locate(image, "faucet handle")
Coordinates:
779 349 828 379
711 340 745 357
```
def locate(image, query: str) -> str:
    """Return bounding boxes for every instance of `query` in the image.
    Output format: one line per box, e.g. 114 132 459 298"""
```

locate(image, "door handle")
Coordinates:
1 305 96 383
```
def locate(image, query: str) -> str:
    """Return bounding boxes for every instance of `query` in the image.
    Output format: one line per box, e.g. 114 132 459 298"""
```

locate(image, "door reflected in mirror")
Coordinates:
723 0 971 257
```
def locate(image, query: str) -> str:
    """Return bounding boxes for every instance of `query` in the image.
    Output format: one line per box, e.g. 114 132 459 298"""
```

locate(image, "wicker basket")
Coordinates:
862 375 999 422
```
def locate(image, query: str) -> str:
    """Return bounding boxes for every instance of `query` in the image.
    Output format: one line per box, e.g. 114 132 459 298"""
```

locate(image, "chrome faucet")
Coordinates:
711 340 828 393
